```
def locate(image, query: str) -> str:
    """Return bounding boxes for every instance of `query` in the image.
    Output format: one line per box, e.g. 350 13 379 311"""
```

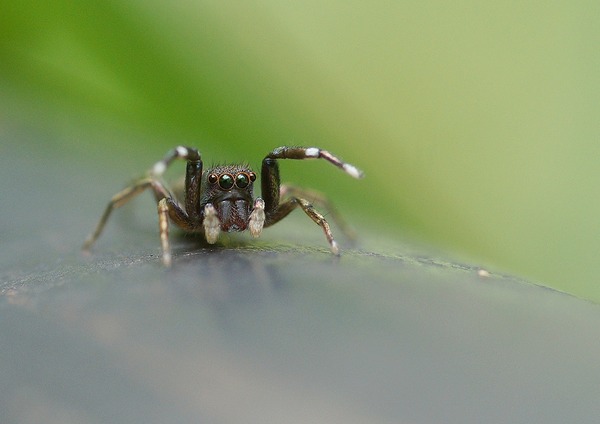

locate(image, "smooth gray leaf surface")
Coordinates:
1 137 600 424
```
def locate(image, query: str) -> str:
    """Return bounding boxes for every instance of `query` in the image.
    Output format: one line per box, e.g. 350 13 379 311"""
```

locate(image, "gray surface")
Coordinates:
2 137 600 424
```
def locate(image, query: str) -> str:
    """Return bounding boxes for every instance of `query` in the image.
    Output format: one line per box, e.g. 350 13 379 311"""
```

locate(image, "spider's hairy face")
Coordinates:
200 164 257 232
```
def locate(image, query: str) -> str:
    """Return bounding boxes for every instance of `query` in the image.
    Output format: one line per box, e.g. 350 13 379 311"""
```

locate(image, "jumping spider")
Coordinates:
83 146 364 266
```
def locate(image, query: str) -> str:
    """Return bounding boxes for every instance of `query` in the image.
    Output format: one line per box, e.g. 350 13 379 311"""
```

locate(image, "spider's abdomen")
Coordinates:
216 199 252 232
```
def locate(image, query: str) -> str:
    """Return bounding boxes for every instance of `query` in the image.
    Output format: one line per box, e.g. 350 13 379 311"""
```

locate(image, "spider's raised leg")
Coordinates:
151 146 203 221
261 146 363 212
260 146 363 254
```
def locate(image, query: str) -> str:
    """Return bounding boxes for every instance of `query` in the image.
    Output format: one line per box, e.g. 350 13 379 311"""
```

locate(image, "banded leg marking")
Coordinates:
157 197 200 266
295 197 340 255
157 198 172 267
150 145 204 222
83 177 168 251
151 146 201 177
266 146 364 179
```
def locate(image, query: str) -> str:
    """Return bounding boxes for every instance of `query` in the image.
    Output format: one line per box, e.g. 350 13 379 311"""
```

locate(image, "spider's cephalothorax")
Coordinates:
83 146 364 266
201 165 257 232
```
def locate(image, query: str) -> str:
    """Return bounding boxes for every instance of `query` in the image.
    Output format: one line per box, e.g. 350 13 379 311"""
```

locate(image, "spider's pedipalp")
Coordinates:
203 203 220 244
249 198 266 237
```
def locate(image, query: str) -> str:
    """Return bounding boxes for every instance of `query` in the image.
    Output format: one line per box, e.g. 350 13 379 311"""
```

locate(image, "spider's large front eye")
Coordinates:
235 173 250 188
218 174 235 190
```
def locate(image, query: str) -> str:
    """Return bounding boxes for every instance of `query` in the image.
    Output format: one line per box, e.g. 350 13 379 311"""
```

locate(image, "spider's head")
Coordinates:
202 165 257 232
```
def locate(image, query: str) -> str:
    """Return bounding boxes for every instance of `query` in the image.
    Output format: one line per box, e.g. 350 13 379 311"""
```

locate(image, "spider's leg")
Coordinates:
83 177 169 251
150 146 203 221
263 198 297 227
157 197 199 267
150 145 201 176
295 197 339 255
260 146 362 254
84 174 199 266
281 185 357 242
157 198 171 266
261 145 363 217
264 197 339 255
264 146 364 179
261 154 282 217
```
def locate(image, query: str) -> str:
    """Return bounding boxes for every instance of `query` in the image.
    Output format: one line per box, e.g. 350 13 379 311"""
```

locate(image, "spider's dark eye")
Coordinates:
235 173 250 188
249 172 257 182
218 174 234 190
208 173 218 184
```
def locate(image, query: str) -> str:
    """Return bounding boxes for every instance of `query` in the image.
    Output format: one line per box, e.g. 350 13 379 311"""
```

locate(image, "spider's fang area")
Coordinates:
203 204 220 244
249 198 266 238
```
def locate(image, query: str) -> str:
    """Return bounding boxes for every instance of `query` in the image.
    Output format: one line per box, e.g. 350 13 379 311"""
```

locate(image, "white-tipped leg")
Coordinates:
265 146 364 179
319 150 364 179
157 198 172 267
249 198 265 238
330 240 340 256
203 203 220 244
150 146 201 177
342 162 364 179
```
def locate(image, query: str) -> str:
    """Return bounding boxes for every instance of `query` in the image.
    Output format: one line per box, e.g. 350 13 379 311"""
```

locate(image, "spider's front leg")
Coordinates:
151 146 203 221
84 146 205 267
261 146 363 255
150 146 208 265
82 177 171 252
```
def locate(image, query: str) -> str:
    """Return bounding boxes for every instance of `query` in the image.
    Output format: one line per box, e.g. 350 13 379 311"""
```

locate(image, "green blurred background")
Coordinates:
2 1 599 302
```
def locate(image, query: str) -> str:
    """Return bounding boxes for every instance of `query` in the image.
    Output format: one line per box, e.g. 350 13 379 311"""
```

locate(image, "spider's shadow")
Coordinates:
171 230 271 253
162 237 296 329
